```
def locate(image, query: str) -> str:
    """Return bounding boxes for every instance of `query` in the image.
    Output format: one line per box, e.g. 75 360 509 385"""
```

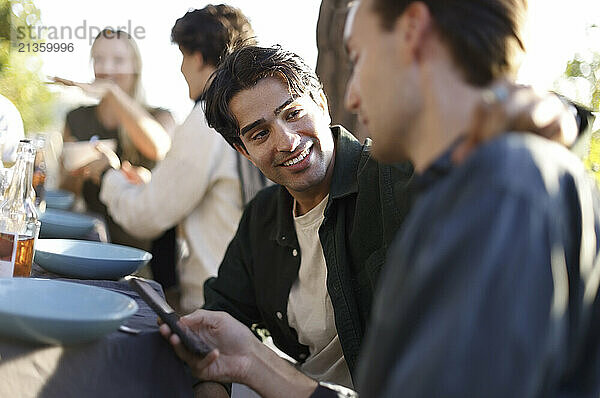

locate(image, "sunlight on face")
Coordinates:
344 0 417 163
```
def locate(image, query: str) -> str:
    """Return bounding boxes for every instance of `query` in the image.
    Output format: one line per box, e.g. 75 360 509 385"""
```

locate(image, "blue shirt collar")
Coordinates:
413 137 464 193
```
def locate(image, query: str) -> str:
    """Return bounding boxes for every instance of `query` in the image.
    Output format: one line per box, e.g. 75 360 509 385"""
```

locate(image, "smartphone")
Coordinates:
129 277 213 357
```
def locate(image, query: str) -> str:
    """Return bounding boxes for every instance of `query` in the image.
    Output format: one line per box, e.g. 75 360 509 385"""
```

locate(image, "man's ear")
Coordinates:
233 142 256 166
396 2 433 61
193 51 205 71
316 90 332 125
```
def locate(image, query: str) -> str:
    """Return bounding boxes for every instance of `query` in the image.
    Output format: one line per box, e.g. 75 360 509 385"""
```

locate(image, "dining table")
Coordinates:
0 263 196 397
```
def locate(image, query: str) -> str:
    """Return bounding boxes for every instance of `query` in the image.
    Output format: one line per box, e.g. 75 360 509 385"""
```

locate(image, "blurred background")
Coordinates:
1 0 322 131
1 0 600 138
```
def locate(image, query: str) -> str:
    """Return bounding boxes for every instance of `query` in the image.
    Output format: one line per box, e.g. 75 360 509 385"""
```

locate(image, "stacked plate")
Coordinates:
44 189 75 210
39 209 96 239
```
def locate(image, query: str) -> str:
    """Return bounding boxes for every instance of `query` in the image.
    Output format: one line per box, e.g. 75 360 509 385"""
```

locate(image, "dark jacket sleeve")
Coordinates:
203 204 262 328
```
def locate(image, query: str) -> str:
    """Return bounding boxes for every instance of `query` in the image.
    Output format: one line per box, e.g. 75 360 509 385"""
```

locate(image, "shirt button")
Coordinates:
276 311 283 320
299 353 307 360
281 236 286 240
292 249 298 257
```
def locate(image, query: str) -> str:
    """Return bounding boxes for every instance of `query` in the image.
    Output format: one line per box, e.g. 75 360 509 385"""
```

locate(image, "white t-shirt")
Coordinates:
287 195 353 388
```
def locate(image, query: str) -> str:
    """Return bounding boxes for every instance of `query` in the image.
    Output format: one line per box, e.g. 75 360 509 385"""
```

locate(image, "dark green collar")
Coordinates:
328 125 362 200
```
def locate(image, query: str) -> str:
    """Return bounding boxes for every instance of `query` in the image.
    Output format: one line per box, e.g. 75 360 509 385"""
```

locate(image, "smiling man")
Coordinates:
228 77 336 213
200 45 413 389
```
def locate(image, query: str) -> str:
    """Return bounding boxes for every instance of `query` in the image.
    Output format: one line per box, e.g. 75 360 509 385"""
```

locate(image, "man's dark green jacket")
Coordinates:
203 125 413 379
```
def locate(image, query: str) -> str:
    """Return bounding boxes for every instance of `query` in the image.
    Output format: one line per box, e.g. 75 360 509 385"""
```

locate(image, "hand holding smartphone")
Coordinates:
129 277 213 357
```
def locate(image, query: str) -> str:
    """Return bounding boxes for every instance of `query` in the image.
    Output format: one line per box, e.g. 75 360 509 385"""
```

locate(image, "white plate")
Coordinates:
39 208 96 238
0 278 138 344
34 239 152 280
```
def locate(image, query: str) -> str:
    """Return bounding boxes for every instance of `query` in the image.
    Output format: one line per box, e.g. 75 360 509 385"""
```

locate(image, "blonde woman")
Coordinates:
55 29 175 255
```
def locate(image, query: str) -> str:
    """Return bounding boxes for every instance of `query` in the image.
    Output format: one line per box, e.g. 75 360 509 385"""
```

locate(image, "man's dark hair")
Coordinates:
171 4 256 67
203 45 324 149
370 0 527 86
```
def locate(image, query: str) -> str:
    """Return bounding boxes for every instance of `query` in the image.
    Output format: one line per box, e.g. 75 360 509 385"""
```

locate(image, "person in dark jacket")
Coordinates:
343 0 600 396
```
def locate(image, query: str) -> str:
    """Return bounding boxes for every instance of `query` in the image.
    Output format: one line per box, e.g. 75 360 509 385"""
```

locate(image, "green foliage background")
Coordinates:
564 52 600 110
0 0 54 133
564 26 600 184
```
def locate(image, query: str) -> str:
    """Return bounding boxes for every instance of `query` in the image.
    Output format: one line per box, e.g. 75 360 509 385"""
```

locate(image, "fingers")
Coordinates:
119 162 149 185
133 167 151 184
529 95 578 146
121 161 133 172
536 120 563 144
119 161 141 183
189 349 220 378
51 76 76 86
557 110 578 147
500 86 576 143
455 81 578 164
528 92 563 127
52 77 109 97
179 309 227 332
94 142 116 157
159 311 215 343
51 76 90 92
119 163 133 177
453 92 507 164
180 309 213 326
159 323 220 379
95 143 121 170
158 322 171 337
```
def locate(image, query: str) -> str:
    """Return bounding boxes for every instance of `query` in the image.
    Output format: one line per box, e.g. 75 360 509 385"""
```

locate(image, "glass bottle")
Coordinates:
0 160 10 202
32 135 47 212
0 140 40 277
0 133 11 201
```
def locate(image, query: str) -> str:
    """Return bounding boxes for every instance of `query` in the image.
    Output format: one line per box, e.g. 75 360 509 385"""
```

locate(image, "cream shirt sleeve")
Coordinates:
99 104 228 240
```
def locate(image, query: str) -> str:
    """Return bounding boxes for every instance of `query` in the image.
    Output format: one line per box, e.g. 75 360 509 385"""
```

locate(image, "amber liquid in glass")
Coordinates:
33 169 46 196
0 233 34 277
13 236 35 277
